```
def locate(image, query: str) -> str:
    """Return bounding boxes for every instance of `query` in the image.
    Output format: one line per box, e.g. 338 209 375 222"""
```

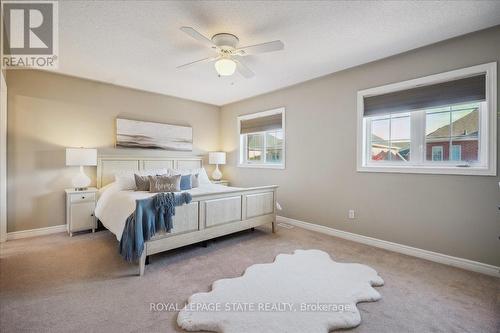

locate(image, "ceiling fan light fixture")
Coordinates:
179 27 284 78
214 58 236 76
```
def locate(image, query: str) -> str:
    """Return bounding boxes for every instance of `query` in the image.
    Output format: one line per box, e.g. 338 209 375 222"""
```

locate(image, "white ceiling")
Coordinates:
57 1 500 106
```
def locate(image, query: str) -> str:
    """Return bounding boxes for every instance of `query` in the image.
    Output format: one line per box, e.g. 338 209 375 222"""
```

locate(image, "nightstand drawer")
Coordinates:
70 192 95 203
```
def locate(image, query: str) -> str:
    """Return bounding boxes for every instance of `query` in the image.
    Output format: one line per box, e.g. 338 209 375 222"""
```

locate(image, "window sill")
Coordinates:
357 164 496 176
237 163 285 170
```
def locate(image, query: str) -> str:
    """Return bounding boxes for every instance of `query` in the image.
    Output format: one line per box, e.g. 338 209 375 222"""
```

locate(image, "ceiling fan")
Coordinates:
177 26 285 78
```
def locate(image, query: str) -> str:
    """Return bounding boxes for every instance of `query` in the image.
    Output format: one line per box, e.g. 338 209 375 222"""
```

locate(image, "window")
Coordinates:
357 62 496 175
247 133 264 162
370 113 411 162
425 104 479 162
451 145 461 161
238 108 285 168
432 146 443 161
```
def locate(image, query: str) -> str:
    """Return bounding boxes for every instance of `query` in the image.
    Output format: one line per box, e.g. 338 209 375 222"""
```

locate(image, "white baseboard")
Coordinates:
7 224 66 240
278 216 500 278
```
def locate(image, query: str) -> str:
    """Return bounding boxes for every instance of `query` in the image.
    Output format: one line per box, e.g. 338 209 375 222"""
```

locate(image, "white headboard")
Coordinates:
96 155 203 188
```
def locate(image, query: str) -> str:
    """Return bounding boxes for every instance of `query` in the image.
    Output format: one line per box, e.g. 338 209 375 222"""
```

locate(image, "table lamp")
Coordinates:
209 152 226 181
66 148 97 190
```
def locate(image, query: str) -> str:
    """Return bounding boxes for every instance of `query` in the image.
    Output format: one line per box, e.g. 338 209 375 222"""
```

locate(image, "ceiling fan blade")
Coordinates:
177 56 220 69
234 59 255 78
180 26 217 49
236 40 284 56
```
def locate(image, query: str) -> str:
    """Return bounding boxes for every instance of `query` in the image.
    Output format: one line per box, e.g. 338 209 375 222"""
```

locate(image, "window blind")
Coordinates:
363 74 486 117
240 113 282 134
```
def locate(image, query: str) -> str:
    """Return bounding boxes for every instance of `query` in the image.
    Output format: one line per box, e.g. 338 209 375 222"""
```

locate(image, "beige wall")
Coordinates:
220 26 500 266
7 70 220 232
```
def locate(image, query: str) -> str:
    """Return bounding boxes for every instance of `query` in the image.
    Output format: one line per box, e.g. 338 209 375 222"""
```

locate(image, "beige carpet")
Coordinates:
0 224 499 333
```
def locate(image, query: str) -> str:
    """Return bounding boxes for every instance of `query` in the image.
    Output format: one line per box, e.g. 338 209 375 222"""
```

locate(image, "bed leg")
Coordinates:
272 217 277 233
139 251 146 276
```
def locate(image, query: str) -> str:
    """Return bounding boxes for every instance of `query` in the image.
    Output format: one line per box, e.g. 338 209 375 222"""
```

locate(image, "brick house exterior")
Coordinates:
425 140 478 161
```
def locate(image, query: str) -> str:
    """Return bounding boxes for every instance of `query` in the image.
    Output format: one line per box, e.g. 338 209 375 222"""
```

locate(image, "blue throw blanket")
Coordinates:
119 192 192 262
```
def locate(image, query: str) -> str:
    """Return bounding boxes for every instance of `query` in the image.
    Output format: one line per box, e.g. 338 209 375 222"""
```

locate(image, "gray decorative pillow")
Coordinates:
191 173 200 188
149 174 181 193
134 174 151 191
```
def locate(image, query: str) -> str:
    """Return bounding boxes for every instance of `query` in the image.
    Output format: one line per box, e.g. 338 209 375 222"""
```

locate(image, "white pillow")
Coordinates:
114 172 136 190
194 168 211 185
114 168 170 190
172 167 211 185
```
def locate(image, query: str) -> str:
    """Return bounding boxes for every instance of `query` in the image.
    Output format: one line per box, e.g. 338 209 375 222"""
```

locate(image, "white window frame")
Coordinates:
357 62 497 176
237 107 285 169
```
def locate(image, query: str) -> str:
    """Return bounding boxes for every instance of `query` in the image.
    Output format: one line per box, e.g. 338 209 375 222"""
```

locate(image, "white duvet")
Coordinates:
95 182 240 241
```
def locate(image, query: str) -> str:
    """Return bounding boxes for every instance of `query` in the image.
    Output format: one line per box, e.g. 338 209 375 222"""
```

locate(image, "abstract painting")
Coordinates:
116 118 193 151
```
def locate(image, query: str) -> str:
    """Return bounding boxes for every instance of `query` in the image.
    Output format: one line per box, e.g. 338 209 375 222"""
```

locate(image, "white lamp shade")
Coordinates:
209 152 226 165
66 148 97 166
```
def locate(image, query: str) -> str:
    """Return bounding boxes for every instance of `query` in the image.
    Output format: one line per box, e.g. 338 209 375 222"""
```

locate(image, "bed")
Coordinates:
94 155 278 276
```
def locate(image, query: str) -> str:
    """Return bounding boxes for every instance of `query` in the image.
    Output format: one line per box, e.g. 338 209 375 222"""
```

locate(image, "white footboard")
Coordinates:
204 196 242 227
139 185 278 275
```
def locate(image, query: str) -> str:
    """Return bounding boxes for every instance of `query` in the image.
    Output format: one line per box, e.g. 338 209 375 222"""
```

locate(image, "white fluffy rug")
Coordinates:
177 249 384 333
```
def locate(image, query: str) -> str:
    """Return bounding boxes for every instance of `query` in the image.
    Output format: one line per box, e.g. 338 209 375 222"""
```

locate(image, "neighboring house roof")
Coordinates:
372 150 408 161
372 134 408 147
371 134 386 142
426 109 478 139
371 135 410 161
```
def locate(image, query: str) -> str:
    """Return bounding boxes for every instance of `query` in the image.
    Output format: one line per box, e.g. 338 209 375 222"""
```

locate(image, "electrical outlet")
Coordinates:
348 210 355 219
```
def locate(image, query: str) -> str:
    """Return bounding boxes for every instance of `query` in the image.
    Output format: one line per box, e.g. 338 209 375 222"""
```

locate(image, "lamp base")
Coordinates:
212 165 222 181
72 166 91 190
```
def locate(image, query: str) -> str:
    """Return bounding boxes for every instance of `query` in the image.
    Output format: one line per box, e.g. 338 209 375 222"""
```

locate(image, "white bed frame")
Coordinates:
97 155 278 276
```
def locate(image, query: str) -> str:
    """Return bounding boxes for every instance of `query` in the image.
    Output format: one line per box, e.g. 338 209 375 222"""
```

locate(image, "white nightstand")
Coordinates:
65 188 97 236
211 180 230 186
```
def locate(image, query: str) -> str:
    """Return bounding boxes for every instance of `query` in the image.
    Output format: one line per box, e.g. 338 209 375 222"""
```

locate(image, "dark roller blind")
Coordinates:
364 74 486 117
240 113 282 134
